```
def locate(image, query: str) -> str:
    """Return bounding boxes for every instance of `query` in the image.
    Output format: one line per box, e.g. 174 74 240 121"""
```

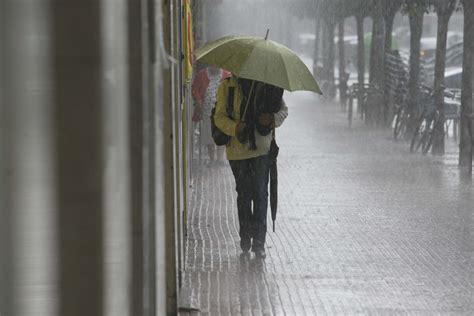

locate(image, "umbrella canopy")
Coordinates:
194 35 322 94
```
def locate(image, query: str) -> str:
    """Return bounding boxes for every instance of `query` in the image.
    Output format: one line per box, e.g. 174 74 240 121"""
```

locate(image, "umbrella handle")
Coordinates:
241 80 256 121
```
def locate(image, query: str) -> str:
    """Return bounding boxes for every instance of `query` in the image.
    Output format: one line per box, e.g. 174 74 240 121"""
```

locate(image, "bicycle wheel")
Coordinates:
393 107 406 140
421 111 439 155
410 117 428 153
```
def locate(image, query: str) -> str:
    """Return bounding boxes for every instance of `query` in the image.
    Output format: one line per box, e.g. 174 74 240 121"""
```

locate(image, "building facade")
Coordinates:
0 0 200 315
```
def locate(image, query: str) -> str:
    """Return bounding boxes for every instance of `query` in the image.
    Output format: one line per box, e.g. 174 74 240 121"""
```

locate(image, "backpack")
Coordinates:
210 85 235 146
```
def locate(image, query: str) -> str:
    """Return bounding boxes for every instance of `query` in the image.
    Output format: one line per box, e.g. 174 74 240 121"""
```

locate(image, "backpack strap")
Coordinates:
226 87 235 118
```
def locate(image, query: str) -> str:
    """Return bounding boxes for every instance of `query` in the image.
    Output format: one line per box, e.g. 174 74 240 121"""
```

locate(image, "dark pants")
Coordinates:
229 154 270 251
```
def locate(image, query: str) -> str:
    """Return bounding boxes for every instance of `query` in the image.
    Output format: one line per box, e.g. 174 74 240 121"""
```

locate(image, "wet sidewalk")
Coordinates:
181 92 474 315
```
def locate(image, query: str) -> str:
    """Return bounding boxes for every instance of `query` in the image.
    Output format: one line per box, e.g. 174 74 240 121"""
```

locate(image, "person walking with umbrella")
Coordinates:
214 76 288 259
194 30 322 259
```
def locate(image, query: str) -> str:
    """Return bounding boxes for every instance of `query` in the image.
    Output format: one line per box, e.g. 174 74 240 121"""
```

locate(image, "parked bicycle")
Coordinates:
348 83 376 127
410 85 460 154
385 50 410 140
391 82 409 140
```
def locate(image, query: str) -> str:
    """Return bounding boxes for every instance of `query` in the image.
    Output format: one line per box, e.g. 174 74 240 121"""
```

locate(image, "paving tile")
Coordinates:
182 94 474 316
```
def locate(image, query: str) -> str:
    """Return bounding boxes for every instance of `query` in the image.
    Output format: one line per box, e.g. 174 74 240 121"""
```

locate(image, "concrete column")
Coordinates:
1 2 57 315
51 2 105 315
101 0 132 315
102 0 158 314
1 1 162 315
126 0 146 314
128 0 159 315
0 4 10 315
0 96 12 316
156 0 178 314
0 3 13 312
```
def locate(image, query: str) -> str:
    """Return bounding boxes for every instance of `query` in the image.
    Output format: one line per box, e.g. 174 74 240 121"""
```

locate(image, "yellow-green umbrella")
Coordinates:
194 34 322 94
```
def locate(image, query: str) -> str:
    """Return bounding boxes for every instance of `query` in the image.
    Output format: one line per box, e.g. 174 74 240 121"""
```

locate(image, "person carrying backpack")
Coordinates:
214 76 288 259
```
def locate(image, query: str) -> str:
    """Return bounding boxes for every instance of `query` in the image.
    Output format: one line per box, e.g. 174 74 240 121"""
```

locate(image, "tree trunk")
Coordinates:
368 1 386 126
322 20 328 79
338 18 347 107
369 18 375 84
369 11 386 85
406 7 424 135
384 8 397 55
313 18 321 77
383 6 397 125
323 19 336 98
356 15 365 110
459 0 474 171
432 10 453 155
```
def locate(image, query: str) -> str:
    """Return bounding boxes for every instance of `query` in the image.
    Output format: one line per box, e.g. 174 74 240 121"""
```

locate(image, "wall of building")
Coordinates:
0 0 187 315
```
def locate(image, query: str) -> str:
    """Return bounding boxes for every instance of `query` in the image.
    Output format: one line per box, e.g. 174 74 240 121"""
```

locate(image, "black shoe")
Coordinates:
253 249 266 259
239 251 250 262
240 238 251 252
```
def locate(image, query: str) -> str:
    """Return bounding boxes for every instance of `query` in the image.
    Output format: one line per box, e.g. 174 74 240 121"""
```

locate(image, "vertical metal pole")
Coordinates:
199 120 202 165
348 95 353 128
171 0 184 290
470 114 473 176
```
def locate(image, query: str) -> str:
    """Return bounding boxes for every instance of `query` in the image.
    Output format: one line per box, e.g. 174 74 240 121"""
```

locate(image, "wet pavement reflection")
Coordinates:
181 92 473 315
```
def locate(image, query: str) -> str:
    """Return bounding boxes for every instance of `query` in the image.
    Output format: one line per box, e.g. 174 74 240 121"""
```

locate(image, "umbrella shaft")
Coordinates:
241 80 256 121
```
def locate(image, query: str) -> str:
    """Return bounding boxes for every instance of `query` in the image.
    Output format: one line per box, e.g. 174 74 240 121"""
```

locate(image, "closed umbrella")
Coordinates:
269 132 279 232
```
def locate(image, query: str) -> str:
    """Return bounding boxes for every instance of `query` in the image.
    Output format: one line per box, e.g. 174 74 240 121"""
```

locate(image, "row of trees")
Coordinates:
295 0 472 172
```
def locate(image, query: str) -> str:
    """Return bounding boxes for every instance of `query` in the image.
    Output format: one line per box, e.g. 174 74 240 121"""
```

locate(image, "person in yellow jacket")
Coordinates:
214 76 288 259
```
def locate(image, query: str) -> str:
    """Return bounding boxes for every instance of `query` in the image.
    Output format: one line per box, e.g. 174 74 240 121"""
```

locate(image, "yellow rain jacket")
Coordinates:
214 77 288 161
